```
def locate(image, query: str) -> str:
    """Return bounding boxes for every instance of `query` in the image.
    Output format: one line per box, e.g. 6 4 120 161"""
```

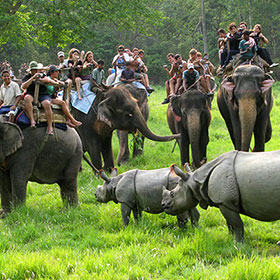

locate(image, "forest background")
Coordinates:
0 0 279 84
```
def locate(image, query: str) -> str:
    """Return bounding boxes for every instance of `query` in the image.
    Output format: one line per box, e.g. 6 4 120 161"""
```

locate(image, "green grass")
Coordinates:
1 84 280 279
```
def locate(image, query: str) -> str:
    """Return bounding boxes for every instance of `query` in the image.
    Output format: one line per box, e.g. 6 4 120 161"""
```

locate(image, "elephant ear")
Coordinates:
170 95 182 122
0 121 23 164
260 74 275 106
222 75 238 110
115 169 138 209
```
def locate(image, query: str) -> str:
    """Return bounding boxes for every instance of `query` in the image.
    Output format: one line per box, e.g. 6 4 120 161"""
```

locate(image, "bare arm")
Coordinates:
10 95 22 110
21 73 40 90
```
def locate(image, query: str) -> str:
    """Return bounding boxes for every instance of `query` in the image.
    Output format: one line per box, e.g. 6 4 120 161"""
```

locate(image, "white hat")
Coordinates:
188 63 194 70
57 51 65 57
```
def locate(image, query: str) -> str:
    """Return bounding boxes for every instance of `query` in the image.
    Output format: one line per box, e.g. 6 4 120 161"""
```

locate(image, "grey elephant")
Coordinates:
116 84 149 166
95 168 200 227
162 150 280 243
72 86 177 172
0 120 83 214
218 65 274 152
167 90 211 168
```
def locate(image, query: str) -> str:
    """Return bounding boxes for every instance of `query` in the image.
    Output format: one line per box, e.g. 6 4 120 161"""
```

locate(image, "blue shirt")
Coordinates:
239 39 258 59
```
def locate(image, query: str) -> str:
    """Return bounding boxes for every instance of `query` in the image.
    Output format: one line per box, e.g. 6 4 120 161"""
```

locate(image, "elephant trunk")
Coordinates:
134 107 179 142
239 98 257 152
187 111 201 168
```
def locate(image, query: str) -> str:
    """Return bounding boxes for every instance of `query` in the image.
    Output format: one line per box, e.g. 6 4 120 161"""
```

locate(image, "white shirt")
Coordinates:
0 81 21 106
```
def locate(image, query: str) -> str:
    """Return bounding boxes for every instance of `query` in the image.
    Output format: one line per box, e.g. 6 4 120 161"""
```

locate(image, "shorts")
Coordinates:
134 72 142 81
38 95 52 103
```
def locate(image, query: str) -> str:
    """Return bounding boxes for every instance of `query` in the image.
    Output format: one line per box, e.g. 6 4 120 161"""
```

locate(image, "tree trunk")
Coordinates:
201 0 208 54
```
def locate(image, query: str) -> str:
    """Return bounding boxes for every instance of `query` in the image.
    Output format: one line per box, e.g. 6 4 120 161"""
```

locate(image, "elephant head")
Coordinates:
222 65 274 151
0 121 23 164
97 87 179 142
170 90 210 168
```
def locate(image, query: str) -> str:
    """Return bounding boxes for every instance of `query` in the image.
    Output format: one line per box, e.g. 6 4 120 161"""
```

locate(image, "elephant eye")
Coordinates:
170 191 174 198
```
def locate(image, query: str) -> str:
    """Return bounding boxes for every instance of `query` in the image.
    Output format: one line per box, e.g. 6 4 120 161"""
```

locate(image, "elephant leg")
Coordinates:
117 130 130 166
101 136 114 171
121 203 132 226
219 205 244 243
58 179 79 207
189 207 200 227
180 126 190 166
265 115 272 143
133 134 145 158
0 171 12 214
199 117 210 164
253 110 267 152
217 89 237 149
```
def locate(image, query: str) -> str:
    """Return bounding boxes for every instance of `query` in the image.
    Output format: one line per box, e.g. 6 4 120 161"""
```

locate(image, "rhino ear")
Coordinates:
170 164 190 181
111 168 118 177
0 122 23 164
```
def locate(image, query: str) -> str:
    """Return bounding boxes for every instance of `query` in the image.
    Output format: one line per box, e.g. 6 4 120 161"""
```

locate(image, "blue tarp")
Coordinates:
70 82 96 114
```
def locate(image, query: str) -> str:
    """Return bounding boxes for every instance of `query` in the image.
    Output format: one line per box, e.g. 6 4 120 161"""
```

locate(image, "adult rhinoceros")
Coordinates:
161 150 280 243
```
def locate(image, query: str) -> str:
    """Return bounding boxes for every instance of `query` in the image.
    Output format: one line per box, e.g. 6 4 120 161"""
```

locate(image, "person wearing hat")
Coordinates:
22 61 60 134
182 63 200 92
57 51 72 105
46 65 82 128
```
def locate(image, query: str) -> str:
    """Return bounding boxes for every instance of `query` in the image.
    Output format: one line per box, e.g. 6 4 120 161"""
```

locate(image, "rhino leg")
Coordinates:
177 211 190 228
190 208 200 227
121 203 132 226
133 208 142 222
219 205 244 243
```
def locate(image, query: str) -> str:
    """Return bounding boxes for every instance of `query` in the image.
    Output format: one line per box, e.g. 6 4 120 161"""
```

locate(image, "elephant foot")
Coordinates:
0 209 8 219
117 157 130 166
200 158 207 166
132 149 144 159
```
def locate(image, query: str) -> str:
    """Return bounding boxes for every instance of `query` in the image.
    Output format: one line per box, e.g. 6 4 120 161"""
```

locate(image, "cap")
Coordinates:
49 65 60 72
188 63 194 70
57 51 65 57
27 61 40 72
37 63 45 69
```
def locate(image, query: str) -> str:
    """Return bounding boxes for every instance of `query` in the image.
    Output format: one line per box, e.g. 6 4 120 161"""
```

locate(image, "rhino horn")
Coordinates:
99 170 111 184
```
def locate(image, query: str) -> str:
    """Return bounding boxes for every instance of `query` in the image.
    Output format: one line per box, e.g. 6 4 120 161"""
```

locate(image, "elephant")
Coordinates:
217 64 274 152
0 120 83 215
95 167 200 227
161 150 280 243
72 85 178 171
167 90 211 168
116 84 149 166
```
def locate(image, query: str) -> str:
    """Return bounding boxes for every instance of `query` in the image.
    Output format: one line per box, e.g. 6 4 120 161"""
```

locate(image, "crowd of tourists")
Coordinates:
0 20 278 132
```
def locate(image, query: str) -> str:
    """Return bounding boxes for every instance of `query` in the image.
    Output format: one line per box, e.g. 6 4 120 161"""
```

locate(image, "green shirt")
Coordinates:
91 68 105 86
239 39 258 59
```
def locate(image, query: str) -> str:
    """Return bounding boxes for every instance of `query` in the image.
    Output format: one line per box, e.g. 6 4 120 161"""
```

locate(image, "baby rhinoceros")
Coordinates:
95 168 200 227
162 151 280 243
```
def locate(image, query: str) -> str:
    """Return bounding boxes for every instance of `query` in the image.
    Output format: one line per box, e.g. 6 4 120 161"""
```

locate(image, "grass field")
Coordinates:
1 84 280 279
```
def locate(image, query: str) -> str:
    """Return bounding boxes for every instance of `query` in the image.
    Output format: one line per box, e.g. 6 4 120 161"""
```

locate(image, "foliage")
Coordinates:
0 85 280 278
0 0 279 83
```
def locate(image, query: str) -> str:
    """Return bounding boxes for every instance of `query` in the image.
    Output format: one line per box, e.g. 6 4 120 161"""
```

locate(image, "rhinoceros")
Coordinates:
161 150 280 243
95 168 200 227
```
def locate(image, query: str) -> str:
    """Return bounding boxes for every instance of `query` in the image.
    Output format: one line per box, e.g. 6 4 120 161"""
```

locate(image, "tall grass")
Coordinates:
0 84 280 279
